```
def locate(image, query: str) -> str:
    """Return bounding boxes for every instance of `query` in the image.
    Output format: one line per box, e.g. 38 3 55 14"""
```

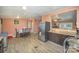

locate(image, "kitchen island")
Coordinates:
48 28 76 46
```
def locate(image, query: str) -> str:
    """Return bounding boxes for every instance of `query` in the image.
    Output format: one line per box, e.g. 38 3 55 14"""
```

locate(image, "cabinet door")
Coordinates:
48 32 69 46
58 34 69 46
48 32 59 44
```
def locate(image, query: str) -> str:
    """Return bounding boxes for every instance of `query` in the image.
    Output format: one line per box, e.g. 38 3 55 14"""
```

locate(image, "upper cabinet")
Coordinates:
58 10 77 30
41 15 52 23
51 10 77 30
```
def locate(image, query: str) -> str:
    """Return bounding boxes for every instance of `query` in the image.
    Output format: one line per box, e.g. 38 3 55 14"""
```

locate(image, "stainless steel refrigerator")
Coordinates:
38 22 50 42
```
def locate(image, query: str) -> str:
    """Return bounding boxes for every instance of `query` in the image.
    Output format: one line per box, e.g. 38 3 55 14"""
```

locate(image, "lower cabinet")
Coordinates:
48 32 69 46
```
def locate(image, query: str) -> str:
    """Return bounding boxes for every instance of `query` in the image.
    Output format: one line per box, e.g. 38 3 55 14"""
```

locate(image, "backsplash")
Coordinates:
59 23 73 30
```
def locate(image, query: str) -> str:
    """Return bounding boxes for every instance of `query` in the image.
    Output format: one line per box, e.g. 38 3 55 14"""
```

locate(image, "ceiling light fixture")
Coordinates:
16 16 19 18
22 6 27 10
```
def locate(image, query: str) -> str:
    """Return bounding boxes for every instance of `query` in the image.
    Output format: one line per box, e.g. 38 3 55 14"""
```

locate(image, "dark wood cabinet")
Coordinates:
48 32 69 46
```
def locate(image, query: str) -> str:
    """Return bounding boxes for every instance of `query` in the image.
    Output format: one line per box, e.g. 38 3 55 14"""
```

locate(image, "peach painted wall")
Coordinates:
41 15 52 23
2 17 39 37
2 18 27 37
34 20 40 32
15 18 27 30
32 18 39 33
77 7 79 28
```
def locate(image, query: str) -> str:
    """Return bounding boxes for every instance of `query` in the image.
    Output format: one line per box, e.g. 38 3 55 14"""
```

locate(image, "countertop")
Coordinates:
49 28 76 36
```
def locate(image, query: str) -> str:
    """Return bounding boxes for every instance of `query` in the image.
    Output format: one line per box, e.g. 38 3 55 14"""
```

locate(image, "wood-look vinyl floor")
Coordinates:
4 34 78 53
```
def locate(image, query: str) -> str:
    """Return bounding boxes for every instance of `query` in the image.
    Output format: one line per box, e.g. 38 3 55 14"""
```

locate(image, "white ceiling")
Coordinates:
0 6 68 18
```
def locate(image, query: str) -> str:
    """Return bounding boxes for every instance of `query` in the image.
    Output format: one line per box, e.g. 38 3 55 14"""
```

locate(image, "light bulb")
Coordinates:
16 16 19 18
22 6 27 10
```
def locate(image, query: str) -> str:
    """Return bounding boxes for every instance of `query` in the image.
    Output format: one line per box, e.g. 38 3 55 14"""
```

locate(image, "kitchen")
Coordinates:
0 6 79 53
39 6 79 52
